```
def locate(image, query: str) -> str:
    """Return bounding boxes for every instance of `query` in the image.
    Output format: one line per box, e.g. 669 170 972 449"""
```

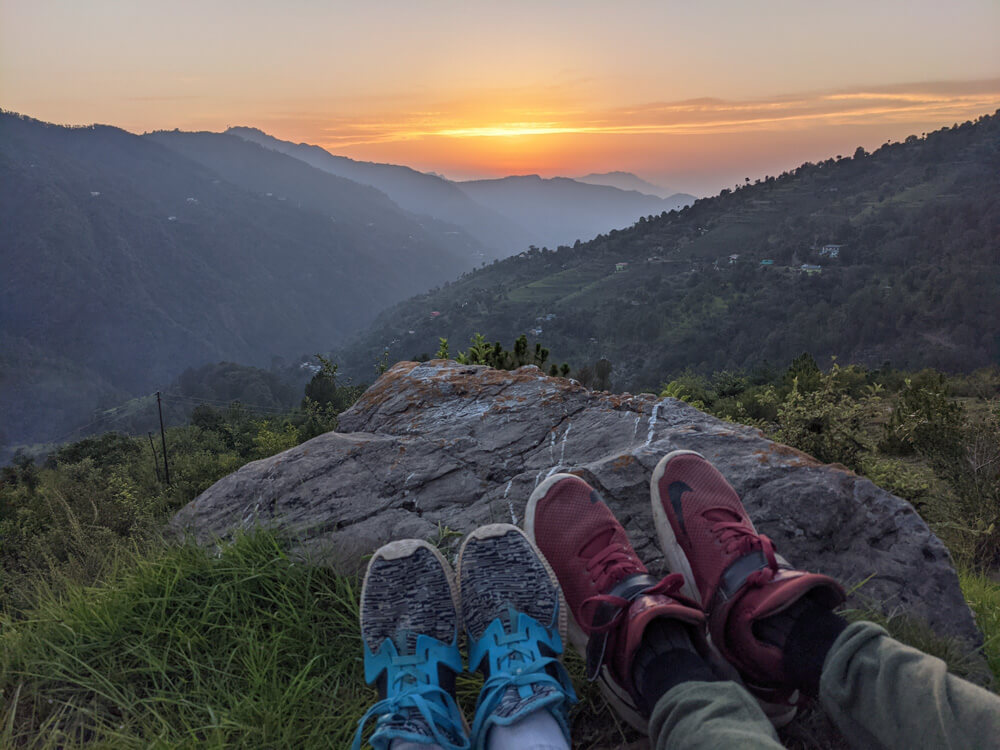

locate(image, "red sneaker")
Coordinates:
526 473 709 732
650 450 845 720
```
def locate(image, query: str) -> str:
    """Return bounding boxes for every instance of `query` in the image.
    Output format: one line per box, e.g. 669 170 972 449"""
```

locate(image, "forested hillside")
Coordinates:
0 112 478 451
338 113 1000 389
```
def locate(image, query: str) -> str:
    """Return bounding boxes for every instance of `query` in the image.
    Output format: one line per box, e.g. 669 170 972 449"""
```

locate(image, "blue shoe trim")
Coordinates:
353 632 469 750
468 607 577 749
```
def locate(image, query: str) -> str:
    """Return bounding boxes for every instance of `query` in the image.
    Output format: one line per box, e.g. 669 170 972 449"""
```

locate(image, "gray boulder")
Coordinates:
173 360 981 644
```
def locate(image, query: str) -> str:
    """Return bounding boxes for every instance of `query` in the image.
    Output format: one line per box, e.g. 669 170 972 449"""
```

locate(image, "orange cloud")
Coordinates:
310 79 1000 151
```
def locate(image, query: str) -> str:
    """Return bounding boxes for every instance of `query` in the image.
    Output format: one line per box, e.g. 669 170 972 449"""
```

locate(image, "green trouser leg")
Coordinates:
649 620 1000 750
820 621 1000 750
648 680 782 750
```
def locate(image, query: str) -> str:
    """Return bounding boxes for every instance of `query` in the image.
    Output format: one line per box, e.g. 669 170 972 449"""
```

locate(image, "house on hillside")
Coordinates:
530 327 543 336
728 254 740 264
759 259 775 266
820 244 842 258
430 311 441 318
615 262 629 272
800 264 822 274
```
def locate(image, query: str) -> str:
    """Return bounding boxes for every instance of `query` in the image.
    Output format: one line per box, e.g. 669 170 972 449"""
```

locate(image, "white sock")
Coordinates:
486 709 570 750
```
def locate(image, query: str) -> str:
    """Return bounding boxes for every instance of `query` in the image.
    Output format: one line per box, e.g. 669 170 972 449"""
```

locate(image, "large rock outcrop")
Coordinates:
173 360 981 644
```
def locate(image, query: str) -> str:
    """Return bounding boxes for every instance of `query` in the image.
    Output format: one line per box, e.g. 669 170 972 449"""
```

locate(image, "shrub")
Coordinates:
774 367 879 470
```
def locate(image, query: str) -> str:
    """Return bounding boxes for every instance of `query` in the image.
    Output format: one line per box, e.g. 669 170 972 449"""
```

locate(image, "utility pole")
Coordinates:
147 432 162 482
156 392 171 485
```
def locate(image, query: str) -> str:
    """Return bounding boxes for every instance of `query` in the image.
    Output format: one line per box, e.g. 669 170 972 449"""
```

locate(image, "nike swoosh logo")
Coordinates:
667 481 692 537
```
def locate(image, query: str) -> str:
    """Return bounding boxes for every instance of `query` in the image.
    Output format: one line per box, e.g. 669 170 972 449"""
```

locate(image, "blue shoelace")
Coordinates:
468 609 576 748
353 634 470 750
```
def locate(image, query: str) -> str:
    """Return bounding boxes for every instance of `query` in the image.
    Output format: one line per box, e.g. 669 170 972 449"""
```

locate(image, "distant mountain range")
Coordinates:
456 175 693 249
226 126 531 257
575 171 679 198
336 112 1000 390
0 113 701 452
0 113 479 448
227 127 693 251
7 108 997 456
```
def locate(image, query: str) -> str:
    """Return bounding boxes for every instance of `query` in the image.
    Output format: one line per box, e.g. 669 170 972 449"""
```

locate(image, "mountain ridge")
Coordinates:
457 174 694 249
335 112 1000 389
226 126 532 257
575 170 681 199
226 126 693 252
0 112 477 448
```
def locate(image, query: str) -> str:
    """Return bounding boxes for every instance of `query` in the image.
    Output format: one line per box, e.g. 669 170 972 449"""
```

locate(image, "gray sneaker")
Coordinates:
457 524 577 748
354 539 470 750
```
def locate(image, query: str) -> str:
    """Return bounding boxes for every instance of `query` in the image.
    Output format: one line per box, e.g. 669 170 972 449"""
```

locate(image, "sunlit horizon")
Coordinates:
3 0 998 194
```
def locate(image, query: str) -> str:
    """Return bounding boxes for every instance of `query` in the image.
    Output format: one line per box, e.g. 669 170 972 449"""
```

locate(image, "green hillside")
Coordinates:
0 113 479 451
337 112 1000 388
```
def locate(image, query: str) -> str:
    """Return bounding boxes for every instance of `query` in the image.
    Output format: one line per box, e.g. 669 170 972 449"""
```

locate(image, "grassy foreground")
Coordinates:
2 530 998 749
0 531 629 749
2 359 997 746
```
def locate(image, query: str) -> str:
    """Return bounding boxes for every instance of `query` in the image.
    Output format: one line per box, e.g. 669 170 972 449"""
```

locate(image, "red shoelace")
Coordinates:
578 539 687 636
711 519 779 586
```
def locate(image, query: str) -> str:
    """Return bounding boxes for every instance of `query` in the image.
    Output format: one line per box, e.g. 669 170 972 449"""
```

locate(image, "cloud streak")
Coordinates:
312 79 1000 149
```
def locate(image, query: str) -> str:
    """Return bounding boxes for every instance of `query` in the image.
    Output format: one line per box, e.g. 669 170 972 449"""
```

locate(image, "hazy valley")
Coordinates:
1 111 697 452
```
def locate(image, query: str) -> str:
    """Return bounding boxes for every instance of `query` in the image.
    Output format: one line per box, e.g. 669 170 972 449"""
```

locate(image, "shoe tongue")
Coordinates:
581 528 615 557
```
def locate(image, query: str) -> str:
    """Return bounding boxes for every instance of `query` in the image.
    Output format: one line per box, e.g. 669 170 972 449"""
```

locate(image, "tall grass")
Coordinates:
3 530 996 750
1 532 366 748
960 569 1000 681
0 530 639 749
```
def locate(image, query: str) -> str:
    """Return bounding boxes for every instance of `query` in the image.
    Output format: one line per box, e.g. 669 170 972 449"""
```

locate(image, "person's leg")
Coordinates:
353 539 469 750
638 620 785 750
457 524 576 750
650 449 845 722
650 449 1000 749
817 620 1000 749
526 473 787 749
485 709 570 750
647 681 784 750
754 575 1000 748
525 472 711 729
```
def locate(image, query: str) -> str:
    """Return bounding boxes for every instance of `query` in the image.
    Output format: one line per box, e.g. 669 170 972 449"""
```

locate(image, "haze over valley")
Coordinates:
0 111 695 451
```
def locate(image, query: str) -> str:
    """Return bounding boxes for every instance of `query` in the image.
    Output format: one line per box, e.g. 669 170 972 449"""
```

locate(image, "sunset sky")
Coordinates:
3 0 999 195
